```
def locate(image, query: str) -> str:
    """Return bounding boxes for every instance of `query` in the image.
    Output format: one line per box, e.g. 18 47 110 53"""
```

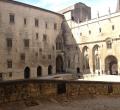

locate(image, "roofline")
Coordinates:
0 0 64 17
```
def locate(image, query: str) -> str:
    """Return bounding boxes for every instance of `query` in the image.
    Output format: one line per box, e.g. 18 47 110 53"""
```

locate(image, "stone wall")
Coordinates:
0 80 120 104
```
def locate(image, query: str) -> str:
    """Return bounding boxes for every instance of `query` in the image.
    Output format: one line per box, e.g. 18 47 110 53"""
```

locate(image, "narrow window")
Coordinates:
36 33 39 39
80 32 82 36
35 19 39 27
6 38 12 48
45 22 48 29
9 14 15 24
24 39 29 48
7 60 12 68
99 28 101 33
20 53 25 61
89 30 91 35
43 34 47 41
24 18 27 25
112 25 115 30
54 23 57 30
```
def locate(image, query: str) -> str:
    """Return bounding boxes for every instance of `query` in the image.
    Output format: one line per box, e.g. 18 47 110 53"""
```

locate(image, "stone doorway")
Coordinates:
48 65 52 75
37 66 42 77
56 55 63 73
77 67 80 73
105 55 118 75
24 67 30 79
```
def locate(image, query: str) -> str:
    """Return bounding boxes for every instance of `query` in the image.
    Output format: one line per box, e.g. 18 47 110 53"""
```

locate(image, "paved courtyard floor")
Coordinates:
1 96 120 110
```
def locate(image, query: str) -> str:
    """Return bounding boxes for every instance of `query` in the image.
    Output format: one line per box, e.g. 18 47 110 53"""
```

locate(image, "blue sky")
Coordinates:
15 0 117 18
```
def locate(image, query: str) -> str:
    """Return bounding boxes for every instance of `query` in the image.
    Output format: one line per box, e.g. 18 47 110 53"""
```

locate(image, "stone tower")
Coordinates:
116 0 120 12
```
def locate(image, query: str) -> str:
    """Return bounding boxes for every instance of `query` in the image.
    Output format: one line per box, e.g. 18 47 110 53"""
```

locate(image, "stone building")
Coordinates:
1 0 120 80
62 0 120 75
0 0 80 80
59 2 91 23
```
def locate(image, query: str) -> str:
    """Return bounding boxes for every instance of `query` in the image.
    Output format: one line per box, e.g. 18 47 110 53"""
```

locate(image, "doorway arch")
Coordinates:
105 55 118 75
37 66 42 77
24 66 30 79
56 55 63 73
48 65 52 75
77 67 80 73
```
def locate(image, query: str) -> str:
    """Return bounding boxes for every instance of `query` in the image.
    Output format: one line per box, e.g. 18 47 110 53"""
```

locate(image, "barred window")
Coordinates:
24 39 29 48
6 38 12 48
24 18 27 25
9 14 15 24
7 60 12 68
43 34 47 41
54 23 57 30
20 53 25 61
35 19 39 27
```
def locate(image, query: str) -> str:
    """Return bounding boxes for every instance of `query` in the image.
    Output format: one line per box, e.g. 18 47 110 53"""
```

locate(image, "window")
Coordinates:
6 38 12 48
36 33 39 39
39 48 42 52
20 53 25 61
54 23 57 30
48 55 51 59
43 34 47 41
24 18 27 25
24 39 29 48
9 72 12 77
107 41 112 49
112 25 115 30
9 14 15 24
35 52 38 57
99 28 101 33
80 32 82 36
7 60 12 68
45 22 48 29
89 30 91 35
35 18 39 27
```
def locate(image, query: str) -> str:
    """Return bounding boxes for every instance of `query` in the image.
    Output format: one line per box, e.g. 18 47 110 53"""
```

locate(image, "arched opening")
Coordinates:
77 67 80 73
24 67 30 79
92 45 100 73
48 65 52 75
56 55 63 73
82 46 90 73
37 66 42 77
105 55 118 75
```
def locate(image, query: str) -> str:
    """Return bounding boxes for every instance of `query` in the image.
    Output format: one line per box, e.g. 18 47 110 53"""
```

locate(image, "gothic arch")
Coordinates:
48 65 52 75
56 55 63 73
37 66 42 77
24 66 30 79
105 55 118 75
82 46 90 72
92 45 100 73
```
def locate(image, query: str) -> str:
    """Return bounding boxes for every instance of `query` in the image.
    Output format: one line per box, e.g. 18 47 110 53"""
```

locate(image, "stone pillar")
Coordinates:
89 48 93 74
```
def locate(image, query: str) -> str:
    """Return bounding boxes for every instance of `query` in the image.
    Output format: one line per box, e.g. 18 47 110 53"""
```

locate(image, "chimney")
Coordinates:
116 0 120 12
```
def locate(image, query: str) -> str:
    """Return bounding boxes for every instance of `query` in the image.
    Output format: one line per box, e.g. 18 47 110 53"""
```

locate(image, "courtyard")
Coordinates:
0 96 120 110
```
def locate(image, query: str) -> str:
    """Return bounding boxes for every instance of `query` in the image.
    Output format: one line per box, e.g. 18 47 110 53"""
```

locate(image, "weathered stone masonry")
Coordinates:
0 80 120 104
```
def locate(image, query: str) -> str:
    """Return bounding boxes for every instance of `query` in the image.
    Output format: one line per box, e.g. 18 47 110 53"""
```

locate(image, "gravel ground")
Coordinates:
0 96 120 110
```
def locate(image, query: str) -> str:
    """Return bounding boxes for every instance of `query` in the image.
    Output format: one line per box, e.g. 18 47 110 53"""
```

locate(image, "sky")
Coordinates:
15 0 117 18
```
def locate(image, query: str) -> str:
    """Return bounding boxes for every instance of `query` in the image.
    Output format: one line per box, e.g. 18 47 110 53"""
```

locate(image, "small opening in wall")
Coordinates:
57 83 66 94
108 84 113 93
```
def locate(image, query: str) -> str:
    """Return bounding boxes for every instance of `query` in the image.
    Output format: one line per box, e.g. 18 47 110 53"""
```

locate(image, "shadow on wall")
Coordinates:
61 18 82 74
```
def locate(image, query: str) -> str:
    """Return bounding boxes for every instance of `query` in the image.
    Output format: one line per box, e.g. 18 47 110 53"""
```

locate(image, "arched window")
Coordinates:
82 46 89 70
92 45 100 73
106 38 112 49
24 66 30 79
37 66 42 77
